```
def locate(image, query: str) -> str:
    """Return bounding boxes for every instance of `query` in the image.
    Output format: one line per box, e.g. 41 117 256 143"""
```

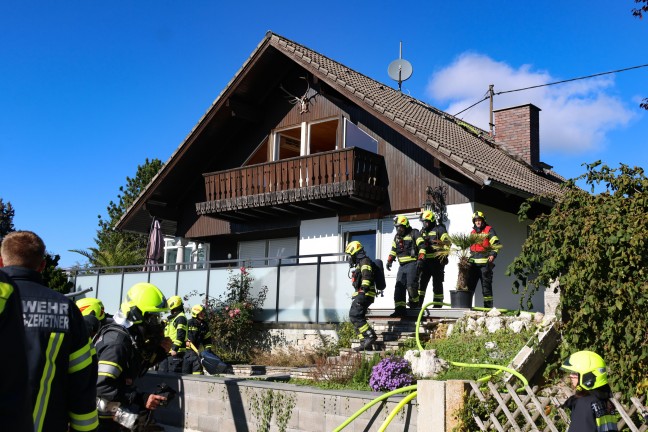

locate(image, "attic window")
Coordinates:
275 126 301 160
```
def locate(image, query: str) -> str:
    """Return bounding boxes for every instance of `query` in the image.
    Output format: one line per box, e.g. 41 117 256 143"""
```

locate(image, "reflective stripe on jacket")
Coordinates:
389 229 425 264
469 225 500 264
165 313 187 353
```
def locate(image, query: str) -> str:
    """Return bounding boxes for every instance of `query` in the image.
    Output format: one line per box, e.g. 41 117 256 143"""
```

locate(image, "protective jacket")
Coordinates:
351 256 376 298
0 271 32 432
186 317 213 352
94 322 167 420
2 266 98 432
165 311 187 353
563 389 619 431
420 224 450 260
389 228 425 264
469 225 500 264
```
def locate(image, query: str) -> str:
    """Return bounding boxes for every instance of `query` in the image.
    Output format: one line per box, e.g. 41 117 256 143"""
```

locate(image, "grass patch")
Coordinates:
424 328 535 381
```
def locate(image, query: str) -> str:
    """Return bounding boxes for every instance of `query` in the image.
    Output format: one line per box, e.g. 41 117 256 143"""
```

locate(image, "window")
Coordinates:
238 237 298 266
244 137 269 166
308 119 338 154
272 119 339 161
340 220 380 260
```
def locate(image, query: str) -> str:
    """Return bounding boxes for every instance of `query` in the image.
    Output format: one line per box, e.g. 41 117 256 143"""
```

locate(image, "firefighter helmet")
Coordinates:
419 211 436 223
345 241 364 256
191 304 205 318
472 211 486 223
561 350 608 390
76 297 106 321
167 295 184 311
120 282 168 324
393 215 411 228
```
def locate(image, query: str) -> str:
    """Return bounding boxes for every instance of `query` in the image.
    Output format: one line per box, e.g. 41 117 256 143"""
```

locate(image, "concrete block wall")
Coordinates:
140 372 418 432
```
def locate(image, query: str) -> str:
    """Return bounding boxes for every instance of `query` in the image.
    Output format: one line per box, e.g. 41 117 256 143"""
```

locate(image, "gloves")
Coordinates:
386 260 392 271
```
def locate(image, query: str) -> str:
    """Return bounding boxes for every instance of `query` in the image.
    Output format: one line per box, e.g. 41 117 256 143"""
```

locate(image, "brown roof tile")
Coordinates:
269 33 564 199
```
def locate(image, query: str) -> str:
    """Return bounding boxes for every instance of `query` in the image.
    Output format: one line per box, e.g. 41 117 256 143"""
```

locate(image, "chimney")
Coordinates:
493 104 540 167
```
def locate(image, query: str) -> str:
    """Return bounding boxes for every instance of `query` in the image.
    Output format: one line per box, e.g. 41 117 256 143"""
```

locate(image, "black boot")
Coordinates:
389 307 407 318
353 328 377 352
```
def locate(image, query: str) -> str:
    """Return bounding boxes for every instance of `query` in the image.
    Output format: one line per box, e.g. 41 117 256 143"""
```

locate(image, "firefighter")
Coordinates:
561 351 619 431
345 241 378 351
467 211 501 308
0 230 98 432
0 269 32 432
183 304 214 374
386 215 425 317
158 296 187 374
77 297 108 338
94 282 172 432
417 210 450 308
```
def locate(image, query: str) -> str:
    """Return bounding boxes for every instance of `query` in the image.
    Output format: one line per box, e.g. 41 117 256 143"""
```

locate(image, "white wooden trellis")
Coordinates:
467 381 648 431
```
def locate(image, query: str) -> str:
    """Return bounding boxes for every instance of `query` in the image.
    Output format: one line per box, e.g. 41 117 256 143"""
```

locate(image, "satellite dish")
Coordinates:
388 42 413 92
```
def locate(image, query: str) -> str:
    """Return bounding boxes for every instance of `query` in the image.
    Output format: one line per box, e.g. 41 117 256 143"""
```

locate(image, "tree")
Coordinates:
73 158 163 267
508 162 648 397
0 199 15 237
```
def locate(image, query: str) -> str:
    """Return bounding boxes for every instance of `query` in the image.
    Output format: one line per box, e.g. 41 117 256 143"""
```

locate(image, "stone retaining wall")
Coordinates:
140 372 418 432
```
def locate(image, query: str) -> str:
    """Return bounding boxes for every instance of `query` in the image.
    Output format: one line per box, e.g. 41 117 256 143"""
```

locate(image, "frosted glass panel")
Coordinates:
96 274 125 316
148 272 178 300
178 270 209 311
318 262 353 323
278 265 317 322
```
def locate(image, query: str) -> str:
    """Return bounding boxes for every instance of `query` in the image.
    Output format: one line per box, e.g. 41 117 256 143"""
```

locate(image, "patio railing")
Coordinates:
67 253 351 324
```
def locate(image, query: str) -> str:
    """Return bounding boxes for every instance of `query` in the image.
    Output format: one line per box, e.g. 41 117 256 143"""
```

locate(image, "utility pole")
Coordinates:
488 84 495 136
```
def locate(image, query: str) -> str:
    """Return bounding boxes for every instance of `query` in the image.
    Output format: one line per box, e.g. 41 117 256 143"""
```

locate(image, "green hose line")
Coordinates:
332 385 417 432
415 302 529 388
377 391 418 432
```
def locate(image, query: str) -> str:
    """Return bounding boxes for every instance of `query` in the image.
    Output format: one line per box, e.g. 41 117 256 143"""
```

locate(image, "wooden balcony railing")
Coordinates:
197 147 386 217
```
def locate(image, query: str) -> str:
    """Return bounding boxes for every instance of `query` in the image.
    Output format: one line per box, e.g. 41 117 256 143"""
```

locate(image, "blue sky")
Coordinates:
1 2 646 268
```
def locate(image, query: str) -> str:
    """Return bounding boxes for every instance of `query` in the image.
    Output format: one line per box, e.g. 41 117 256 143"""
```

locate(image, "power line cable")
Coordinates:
453 63 648 116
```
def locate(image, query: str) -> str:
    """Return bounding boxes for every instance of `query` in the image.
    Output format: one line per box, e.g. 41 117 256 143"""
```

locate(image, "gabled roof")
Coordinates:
117 31 563 235
265 32 564 198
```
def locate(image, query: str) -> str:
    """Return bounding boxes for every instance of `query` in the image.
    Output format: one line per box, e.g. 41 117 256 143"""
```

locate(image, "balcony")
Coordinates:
196 147 387 221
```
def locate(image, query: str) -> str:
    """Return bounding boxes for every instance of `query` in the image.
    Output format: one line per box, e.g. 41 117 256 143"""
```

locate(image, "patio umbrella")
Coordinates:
144 218 163 271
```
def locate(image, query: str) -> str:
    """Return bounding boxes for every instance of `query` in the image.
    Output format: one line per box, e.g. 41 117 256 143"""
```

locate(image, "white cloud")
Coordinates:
425 53 635 154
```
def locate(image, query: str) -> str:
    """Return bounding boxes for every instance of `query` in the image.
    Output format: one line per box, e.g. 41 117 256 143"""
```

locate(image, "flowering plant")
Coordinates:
369 356 415 391
207 267 268 362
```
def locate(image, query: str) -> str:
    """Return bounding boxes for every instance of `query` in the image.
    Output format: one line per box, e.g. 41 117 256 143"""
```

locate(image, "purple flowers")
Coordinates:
369 356 415 391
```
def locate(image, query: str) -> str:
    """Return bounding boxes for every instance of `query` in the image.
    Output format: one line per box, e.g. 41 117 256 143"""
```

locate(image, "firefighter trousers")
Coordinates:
467 262 494 308
418 259 445 307
394 261 418 309
349 292 374 333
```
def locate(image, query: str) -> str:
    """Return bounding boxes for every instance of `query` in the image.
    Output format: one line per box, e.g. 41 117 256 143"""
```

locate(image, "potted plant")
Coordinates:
433 232 502 308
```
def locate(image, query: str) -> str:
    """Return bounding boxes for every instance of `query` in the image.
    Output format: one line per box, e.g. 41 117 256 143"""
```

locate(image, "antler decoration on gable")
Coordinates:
279 76 318 114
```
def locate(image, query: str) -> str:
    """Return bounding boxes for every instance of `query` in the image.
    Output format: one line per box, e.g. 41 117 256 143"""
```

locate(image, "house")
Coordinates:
116 32 565 313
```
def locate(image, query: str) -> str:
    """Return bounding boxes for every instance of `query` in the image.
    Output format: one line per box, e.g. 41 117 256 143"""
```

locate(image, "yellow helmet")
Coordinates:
191 304 205 318
345 241 364 256
561 350 608 390
472 211 486 222
167 295 183 311
419 211 436 223
76 297 106 321
393 215 410 228
120 282 168 324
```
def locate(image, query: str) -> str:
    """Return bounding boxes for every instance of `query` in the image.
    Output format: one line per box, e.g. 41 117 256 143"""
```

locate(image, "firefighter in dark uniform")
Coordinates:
345 241 378 351
561 351 619 431
77 297 109 338
94 282 172 432
0 269 32 432
467 211 501 308
158 296 187 374
386 215 425 317
183 304 214 374
0 230 98 432
417 210 450 308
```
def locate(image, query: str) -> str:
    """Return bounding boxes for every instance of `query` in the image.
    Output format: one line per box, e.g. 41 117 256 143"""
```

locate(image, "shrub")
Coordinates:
206 267 268 362
369 355 415 391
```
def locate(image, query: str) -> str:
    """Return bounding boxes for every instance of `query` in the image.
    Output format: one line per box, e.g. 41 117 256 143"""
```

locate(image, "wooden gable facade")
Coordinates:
117 32 562 267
